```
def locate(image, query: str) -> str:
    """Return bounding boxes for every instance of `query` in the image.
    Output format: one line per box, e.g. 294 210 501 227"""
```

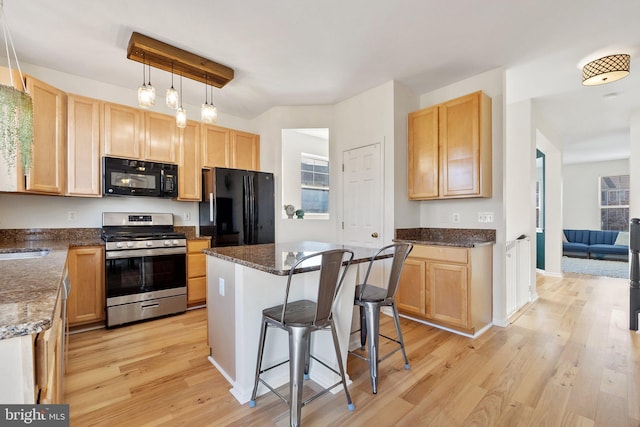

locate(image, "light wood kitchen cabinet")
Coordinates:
102 102 144 159
408 91 491 200
24 76 66 194
67 246 105 326
232 130 260 170
396 243 492 335
201 124 230 168
201 124 260 170
187 239 209 306
67 94 101 196
144 111 176 163
178 120 202 201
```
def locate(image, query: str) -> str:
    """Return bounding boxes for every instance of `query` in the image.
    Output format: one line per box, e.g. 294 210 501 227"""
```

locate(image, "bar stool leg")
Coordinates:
391 302 410 369
329 319 354 410
289 327 310 427
363 301 381 394
249 319 269 407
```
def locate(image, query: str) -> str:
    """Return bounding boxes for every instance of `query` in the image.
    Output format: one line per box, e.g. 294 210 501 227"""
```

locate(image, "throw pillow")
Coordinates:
615 231 629 246
562 232 568 243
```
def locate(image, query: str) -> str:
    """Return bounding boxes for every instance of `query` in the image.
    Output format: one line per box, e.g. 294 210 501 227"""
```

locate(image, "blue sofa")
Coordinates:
563 229 629 261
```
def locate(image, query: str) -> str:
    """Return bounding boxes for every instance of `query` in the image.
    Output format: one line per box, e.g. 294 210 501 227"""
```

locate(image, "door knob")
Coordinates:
371 232 379 238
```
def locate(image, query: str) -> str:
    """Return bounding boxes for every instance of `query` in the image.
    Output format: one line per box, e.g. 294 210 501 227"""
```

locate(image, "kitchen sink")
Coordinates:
0 248 51 260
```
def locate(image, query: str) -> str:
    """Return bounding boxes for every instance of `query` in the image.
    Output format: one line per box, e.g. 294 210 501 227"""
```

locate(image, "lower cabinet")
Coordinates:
35 287 64 404
67 246 105 326
396 244 492 335
187 239 210 307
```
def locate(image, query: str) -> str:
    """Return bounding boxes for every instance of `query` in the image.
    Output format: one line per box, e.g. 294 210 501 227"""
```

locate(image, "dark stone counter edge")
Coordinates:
203 250 393 276
393 238 495 248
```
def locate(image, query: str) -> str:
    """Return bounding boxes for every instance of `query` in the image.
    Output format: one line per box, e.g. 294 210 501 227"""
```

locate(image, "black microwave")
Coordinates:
103 156 178 198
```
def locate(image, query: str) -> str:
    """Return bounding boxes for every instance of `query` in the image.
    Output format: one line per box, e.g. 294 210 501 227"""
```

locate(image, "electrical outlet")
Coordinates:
452 213 461 223
67 211 77 221
219 278 225 296
183 212 191 221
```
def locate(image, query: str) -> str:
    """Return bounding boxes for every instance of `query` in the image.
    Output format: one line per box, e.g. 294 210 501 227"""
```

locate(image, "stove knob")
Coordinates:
126 242 134 248
116 242 123 248
164 240 171 246
172 239 179 245
146 241 153 247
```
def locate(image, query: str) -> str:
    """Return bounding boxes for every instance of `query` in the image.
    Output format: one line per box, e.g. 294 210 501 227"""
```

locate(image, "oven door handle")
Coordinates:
105 247 186 259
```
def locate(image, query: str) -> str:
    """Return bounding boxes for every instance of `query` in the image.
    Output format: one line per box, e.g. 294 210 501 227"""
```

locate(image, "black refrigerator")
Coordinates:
199 167 275 246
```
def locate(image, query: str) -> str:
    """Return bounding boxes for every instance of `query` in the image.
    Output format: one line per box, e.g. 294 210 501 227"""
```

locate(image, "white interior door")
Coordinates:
342 143 383 248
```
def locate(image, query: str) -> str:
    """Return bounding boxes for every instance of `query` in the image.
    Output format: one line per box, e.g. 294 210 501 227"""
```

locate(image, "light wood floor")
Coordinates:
65 273 640 426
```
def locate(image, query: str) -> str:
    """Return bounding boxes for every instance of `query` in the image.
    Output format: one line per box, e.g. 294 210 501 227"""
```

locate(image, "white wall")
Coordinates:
563 158 629 229
418 68 507 327
253 105 336 243
631 111 640 220
334 81 396 245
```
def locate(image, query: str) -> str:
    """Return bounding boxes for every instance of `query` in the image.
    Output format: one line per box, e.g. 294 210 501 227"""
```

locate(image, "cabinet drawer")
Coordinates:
410 245 468 263
188 239 210 253
188 276 207 304
188 253 206 278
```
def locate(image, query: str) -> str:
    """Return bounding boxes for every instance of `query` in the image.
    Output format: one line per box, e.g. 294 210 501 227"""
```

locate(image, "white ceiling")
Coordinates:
2 0 639 164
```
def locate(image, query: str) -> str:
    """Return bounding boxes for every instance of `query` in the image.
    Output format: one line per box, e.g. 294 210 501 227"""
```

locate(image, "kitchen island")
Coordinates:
203 241 390 404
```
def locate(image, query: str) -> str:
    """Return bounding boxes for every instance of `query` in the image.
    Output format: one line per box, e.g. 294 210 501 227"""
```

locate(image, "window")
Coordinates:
301 155 329 214
600 174 629 231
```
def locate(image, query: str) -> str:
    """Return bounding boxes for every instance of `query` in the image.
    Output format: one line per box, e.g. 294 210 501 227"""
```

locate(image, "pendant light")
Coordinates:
166 62 179 109
137 55 155 107
209 84 218 123
176 74 187 129
201 75 216 124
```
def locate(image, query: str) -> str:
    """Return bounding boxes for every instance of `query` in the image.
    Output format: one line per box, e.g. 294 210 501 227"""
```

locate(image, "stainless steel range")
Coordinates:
102 212 187 327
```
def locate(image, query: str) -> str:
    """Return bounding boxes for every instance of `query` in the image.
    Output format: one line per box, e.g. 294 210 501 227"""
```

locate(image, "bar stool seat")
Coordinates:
249 249 355 427
349 242 413 394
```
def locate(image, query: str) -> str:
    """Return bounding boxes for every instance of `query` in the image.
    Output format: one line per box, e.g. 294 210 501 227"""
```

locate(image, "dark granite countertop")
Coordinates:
203 241 392 276
395 227 496 248
0 233 104 341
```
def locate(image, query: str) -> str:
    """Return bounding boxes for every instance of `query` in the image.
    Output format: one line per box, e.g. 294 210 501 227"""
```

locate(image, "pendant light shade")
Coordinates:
582 54 631 86
166 63 179 109
201 75 217 124
138 59 155 107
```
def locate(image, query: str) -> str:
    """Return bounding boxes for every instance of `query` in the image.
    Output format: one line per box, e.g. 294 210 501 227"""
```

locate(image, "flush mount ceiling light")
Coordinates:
582 54 631 86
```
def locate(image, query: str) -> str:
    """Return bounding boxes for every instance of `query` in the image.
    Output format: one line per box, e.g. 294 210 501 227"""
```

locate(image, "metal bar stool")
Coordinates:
349 242 413 394
249 249 355 427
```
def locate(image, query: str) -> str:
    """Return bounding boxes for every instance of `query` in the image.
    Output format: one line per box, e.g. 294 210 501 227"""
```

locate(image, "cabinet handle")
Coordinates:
371 232 379 238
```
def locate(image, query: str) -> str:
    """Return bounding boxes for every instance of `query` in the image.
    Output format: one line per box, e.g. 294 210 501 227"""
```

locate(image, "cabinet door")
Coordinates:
25 77 66 194
102 102 143 159
427 261 469 328
67 246 105 326
232 130 260 170
187 240 209 306
408 105 439 199
201 124 230 168
178 120 201 201
144 112 176 162
439 92 482 197
396 257 427 317
67 95 101 196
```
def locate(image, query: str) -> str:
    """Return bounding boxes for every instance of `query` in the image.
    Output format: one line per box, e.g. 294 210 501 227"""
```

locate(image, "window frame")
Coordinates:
599 174 629 231
300 153 329 219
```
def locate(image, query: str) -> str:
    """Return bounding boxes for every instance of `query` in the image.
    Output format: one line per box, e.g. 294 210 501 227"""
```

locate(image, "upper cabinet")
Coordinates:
144 111 176 163
102 102 144 159
25 76 66 195
408 91 492 200
202 124 260 171
232 130 260 171
178 120 201 201
67 94 101 197
201 124 230 168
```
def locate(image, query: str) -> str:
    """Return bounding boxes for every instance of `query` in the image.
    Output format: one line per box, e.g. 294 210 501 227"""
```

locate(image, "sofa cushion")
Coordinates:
563 242 589 254
615 231 629 246
564 229 590 244
589 230 619 246
588 244 628 255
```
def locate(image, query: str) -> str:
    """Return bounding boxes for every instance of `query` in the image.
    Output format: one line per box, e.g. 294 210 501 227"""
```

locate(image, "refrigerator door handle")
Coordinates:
249 177 255 243
243 176 249 244
209 193 214 222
